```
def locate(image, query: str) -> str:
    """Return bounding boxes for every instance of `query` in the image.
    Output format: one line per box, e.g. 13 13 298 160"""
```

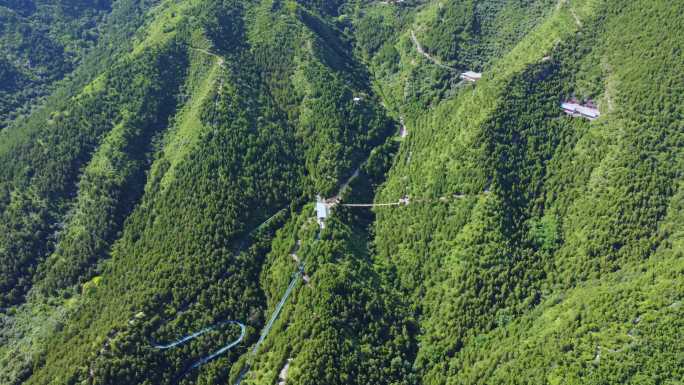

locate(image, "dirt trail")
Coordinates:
191 47 225 67
570 8 582 27
555 0 581 27
327 168 360 204
602 62 616 113
278 359 292 385
410 30 457 72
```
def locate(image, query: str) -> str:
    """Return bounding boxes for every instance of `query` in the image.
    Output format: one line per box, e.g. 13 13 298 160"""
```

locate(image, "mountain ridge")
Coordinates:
0 0 682 384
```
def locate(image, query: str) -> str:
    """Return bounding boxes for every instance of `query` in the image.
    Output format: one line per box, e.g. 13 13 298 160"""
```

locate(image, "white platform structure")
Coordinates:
561 101 600 120
460 71 482 82
316 195 330 228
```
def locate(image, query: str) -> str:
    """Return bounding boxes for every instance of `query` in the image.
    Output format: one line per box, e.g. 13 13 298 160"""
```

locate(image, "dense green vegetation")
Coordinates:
370 1 683 384
0 0 110 129
0 0 682 384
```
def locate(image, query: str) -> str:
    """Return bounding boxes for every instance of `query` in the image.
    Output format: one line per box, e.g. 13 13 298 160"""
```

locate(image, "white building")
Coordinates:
460 71 482 82
316 195 330 228
561 101 600 120
316 196 330 219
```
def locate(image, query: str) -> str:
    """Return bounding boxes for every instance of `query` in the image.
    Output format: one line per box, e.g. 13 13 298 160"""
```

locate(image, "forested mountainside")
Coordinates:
0 0 681 384
0 0 164 130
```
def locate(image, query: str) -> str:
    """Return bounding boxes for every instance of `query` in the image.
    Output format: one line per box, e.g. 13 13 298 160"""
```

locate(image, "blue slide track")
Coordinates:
252 271 301 354
153 320 246 370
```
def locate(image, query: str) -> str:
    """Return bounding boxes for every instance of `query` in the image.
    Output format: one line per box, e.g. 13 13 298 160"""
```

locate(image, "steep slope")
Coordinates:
369 0 684 384
2 1 395 384
0 0 162 130
0 0 682 384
